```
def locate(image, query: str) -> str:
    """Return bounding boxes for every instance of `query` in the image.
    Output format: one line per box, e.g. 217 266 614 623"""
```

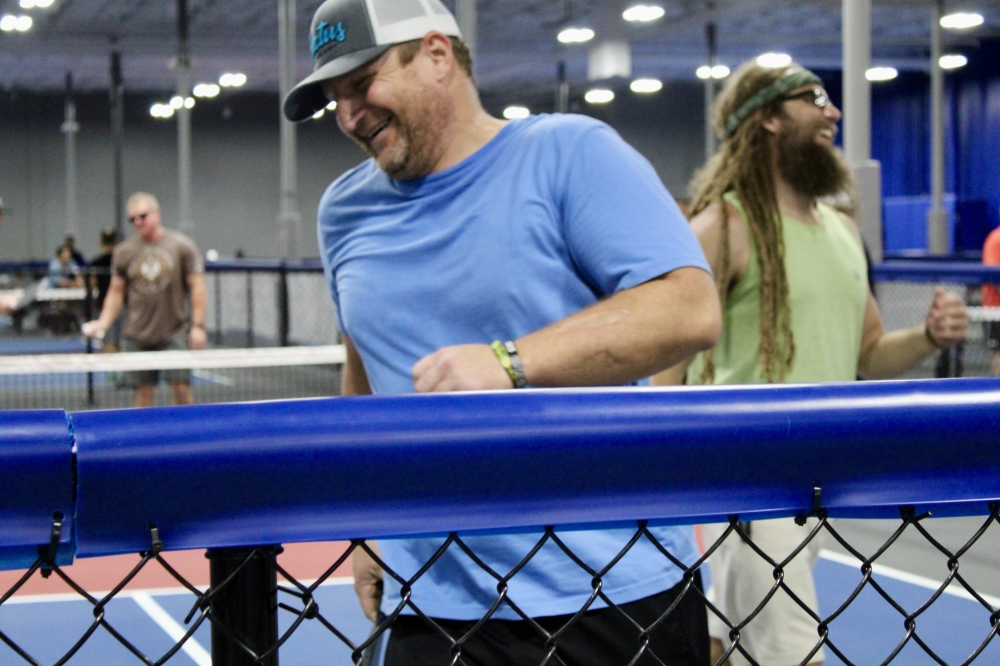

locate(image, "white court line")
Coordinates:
819 549 1000 608
131 591 212 666
2 575 353 605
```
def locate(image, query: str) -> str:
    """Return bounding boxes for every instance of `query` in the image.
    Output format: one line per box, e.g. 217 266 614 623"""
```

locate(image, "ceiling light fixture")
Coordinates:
312 109 325 120
193 83 220 98
866 66 898 81
1 14 32 31
697 64 730 79
326 101 337 111
150 103 175 119
756 52 792 68
940 12 984 29
630 78 662 93
584 89 615 104
622 5 665 22
219 72 248 87
939 54 968 69
503 105 530 119
557 27 595 44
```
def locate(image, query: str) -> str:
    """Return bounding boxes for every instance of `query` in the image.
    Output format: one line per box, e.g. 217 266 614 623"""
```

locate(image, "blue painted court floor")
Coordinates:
0 579 371 666
2 557 999 664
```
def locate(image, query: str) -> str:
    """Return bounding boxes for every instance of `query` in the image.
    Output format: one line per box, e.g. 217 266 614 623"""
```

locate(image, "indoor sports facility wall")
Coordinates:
0 81 706 263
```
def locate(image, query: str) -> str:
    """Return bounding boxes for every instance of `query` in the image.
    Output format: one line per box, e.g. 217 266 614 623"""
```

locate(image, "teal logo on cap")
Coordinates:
311 21 347 59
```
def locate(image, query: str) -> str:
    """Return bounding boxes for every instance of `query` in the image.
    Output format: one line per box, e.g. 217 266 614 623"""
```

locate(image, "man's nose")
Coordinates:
825 101 843 122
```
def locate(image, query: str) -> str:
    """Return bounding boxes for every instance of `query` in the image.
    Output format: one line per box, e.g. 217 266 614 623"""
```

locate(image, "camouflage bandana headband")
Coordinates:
724 69 823 139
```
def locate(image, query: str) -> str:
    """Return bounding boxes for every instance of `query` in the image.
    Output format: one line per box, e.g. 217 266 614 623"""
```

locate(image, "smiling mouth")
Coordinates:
818 128 836 141
361 119 391 143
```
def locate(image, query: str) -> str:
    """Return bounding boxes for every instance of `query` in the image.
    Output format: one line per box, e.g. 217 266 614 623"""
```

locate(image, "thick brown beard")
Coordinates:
777 128 852 199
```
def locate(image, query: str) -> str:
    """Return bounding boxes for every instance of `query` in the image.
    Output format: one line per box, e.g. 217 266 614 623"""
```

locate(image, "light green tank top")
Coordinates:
689 192 869 385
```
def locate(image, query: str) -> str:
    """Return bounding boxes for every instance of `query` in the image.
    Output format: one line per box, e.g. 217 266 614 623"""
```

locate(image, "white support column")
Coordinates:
928 0 948 255
843 0 882 261
62 72 79 239
455 0 477 69
177 0 194 235
277 0 301 259
588 0 630 81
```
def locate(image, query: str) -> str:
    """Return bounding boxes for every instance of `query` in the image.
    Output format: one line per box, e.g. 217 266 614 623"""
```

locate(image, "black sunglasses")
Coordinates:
781 87 830 110
128 212 149 224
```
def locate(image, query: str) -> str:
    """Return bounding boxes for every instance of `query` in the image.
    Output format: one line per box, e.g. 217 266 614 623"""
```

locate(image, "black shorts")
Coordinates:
121 330 191 387
384 572 709 666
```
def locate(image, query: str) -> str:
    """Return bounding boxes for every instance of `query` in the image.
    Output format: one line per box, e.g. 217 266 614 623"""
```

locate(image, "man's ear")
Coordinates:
760 112 782 135
422 31 454 81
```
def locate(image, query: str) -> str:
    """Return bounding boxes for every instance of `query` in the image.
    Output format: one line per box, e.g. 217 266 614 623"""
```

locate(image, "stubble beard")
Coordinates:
777 124 852 199
361 87 452 181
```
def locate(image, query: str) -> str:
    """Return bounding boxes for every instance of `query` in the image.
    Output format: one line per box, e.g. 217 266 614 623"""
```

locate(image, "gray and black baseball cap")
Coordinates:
283 0 462 122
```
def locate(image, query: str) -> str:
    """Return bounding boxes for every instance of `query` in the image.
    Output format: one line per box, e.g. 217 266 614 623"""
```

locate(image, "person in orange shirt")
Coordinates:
982 226 1000 375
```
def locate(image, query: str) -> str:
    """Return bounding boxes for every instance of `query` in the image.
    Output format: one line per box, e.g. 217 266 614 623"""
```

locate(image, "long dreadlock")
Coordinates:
689 62 800 384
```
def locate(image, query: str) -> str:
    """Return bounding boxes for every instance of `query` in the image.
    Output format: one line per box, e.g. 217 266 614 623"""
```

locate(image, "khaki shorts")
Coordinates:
121 330 191 387
704 517 825 666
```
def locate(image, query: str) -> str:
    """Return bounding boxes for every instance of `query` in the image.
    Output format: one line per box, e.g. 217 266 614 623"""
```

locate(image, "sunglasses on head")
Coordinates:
781 87 830 110
129 212 149 224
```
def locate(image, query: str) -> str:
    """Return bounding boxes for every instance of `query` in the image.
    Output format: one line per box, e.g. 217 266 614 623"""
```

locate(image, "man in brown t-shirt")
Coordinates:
83 192 207 406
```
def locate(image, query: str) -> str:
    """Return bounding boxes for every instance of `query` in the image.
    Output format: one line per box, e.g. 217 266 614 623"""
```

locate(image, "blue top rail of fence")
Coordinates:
2 378 1000 571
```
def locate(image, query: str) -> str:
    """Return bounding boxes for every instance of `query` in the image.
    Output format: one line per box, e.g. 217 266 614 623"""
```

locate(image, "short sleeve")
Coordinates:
111 246 128 279
181 236 205 275
559 125 709 296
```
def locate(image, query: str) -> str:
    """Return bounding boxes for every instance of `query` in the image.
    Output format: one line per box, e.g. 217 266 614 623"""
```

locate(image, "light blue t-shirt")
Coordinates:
318 114 711 620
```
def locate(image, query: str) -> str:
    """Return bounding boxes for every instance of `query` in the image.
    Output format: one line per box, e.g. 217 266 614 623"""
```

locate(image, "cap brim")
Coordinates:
283 44 393 122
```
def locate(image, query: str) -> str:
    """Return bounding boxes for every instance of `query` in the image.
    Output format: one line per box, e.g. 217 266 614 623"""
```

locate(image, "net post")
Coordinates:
247 270 255 348
206 546 282 666
214 270 223 346
84 267 95 406
278 265 289 347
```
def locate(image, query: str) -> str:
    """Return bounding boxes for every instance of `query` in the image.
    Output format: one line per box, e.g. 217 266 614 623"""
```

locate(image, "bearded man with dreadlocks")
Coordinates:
655 62 968 666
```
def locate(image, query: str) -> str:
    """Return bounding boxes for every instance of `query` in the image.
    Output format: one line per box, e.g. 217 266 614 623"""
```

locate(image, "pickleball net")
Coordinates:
0 345 345 410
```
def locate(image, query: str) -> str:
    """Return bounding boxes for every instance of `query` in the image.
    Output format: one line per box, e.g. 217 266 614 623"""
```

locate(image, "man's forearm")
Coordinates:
96 289 124 329
517 267 721 387
857 325 935 379
188 275 207 327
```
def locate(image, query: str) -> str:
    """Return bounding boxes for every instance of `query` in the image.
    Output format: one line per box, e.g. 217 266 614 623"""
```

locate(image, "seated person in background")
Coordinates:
64 234 87 268
982 225 1000 375
47 244 83 289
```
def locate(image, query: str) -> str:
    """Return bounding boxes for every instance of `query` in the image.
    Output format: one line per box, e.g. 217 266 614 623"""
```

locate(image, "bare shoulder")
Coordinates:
689 198 750 282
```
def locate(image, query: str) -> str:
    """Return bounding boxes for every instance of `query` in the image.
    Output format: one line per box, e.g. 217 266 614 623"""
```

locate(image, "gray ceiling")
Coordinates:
0 0 998 96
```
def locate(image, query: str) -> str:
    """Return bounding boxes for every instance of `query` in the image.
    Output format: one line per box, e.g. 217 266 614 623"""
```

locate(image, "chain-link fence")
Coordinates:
3 381 999 665
0 259 340 349
874 261 1000 380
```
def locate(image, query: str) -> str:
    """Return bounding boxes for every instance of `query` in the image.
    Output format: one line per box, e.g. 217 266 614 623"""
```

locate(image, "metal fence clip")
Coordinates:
148 522 164 554
38 511 64 578
795 484 822 526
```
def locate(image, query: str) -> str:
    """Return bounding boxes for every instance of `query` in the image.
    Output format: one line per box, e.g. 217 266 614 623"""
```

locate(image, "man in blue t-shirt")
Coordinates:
285 0 721 663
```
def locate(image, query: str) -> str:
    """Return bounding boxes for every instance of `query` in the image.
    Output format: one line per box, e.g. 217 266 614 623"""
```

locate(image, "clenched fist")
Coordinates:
412 343 515 392
924 287 968 349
